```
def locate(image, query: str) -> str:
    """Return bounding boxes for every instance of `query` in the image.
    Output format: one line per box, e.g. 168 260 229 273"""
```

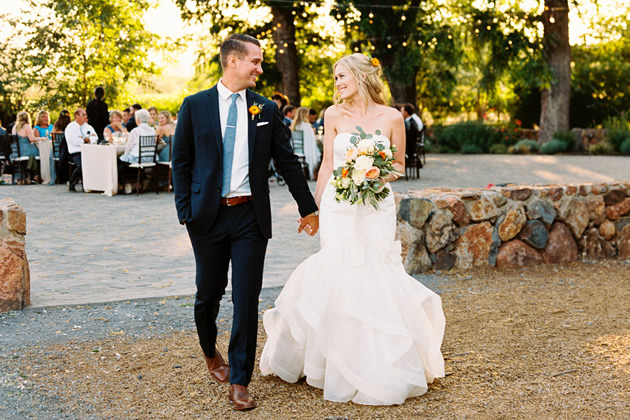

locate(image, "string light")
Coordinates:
401 15 406 21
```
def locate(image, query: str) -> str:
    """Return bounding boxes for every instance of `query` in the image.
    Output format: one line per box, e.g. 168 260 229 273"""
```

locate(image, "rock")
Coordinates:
465 193 499 222
0 198 30 312
488 225 502 266
603 189 627 205
453 222 493 269
398 198 434 229
591 183 608 194
551 187 564 201
424 210 457 254
598 220 616 241
434 250 457 271
605 197 630 221
510 188 532 201
518 220 549 249
579 185 591 196
397 220 422 260
614 216 630 234
584 195 606 225
497 202 527 241
445 196 470 227
618 225 630 259
526 199 556 226
579 228 616 260
556 197 589 238
489 192 508 208
496 240 543 268
542 222 578 264
404 240 433 274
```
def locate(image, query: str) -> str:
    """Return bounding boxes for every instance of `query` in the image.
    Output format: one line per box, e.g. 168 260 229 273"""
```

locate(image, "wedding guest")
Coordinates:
400 103 423 166
86 86 109 142
290 106 321 180
400 103 423 131
282 104 296 127
156 110 175 162
271 92 288 110
125 103 142 132
148 106 158 127
103 110 127 141
33 110 56 184
118 109 155 193
122 108 131 127
11 111 46 184
64 108 98 191
52 110 72 184
308 108 318 126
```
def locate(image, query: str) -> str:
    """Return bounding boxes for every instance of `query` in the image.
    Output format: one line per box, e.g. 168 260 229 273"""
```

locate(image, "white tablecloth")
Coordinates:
81 144 126 196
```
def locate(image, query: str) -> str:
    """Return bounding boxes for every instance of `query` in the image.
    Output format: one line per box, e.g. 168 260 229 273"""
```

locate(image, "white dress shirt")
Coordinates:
217 79 250 197
121 123 156 162
408 114 424 131
65 121 98 154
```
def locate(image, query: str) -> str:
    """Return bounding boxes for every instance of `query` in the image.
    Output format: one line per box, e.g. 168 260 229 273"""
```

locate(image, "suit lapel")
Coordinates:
246 90 257 164
205 86 223 160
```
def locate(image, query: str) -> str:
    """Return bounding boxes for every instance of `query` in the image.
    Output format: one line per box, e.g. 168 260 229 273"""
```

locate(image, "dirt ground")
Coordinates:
7 260 630 419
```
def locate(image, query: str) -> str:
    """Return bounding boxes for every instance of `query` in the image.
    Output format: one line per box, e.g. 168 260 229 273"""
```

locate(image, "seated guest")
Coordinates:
271 92 288 111
124 103 142 132
64 108 98 192
52 110 71 184
122 108 131 127
148 106 158 128
156 110 175 162
118 109 156 193
103 110 127 141
12 111 47 184
33 110 56 185
282 104 296 127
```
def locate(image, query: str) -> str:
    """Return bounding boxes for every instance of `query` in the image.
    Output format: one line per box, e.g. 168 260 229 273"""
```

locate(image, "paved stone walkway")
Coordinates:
1 154 628 307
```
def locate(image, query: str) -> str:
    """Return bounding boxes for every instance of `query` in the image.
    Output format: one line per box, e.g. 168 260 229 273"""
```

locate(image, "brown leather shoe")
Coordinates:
204 347 229 383
228 384 257 410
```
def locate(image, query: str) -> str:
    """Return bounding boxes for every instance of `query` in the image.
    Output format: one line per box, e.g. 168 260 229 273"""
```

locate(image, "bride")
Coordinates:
260 53 445 405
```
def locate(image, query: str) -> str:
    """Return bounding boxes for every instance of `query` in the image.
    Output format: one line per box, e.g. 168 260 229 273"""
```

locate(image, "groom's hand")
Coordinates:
298 211 319 236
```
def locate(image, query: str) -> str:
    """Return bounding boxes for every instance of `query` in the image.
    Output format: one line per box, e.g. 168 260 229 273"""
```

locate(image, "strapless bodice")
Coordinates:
332 132 390 168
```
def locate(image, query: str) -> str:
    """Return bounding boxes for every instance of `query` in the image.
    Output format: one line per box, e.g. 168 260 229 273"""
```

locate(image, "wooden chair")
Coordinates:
126 135 158 195
291 130 309 179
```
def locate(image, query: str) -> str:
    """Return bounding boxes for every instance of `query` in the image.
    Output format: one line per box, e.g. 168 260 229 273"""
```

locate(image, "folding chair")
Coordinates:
127 135 158 195
291 130 309 179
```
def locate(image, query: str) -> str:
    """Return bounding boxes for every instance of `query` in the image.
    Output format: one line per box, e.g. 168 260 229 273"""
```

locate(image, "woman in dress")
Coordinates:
260 53 445 405
103 110 127 142
290 106 321 180
148 106 159 128
33 110 56 184
11 111 47 184
155 110 175 162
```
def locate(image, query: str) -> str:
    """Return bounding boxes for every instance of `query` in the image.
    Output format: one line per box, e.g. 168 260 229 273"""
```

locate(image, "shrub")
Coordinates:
551 130 575 151
512 139 540 154
540 139 569 154
432 121 500 153
588 141 615 155
620 139 630 155
489 144 508 154
461 144 484 154
603 115 630 151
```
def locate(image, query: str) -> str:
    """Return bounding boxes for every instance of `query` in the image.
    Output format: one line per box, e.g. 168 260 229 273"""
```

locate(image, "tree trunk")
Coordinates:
271 6 300 107
388 78 417 108
539 0 570 144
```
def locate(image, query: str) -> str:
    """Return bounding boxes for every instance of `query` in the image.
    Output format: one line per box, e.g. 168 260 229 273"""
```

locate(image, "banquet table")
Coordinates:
81 143 126 196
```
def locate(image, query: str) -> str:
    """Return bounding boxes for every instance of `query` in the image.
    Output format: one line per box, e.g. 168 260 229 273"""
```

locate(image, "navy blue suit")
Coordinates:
172 86 317 385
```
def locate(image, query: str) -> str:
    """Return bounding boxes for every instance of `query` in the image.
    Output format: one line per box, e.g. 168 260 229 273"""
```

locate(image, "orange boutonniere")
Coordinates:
249 102 264 120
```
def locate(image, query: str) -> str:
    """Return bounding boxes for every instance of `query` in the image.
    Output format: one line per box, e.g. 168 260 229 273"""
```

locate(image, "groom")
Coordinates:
171 33 319 410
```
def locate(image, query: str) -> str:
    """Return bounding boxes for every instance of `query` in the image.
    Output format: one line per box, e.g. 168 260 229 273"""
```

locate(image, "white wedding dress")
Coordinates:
260 133 445 405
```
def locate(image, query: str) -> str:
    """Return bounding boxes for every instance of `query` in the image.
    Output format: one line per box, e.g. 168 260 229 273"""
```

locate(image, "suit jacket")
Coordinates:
86 98 109 139
172 86 317 238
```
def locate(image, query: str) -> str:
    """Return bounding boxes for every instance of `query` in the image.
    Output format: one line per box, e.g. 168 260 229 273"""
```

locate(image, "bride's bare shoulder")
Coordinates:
325 104 343 119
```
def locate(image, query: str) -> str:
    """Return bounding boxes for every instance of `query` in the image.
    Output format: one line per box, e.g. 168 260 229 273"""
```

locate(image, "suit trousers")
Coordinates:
69 152 82 188
187 201 268 386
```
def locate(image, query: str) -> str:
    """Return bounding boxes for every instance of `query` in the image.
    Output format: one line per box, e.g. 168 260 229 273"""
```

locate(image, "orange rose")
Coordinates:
378 151 386 160
365 166 380 179
342 167 349 178
371 57 380 67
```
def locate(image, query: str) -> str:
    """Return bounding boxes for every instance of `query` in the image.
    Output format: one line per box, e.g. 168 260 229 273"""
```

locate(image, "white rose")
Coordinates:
341 177 351 189
354 155 374 171
357 139 375 154
383 148 393 159
352 169 366 185
345 148 358 162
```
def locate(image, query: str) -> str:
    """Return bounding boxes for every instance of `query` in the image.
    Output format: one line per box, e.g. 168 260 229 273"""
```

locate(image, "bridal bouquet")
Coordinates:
331 126 400 209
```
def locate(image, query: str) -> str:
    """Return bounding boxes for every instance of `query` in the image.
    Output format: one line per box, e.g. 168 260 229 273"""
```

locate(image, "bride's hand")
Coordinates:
298 212 319 236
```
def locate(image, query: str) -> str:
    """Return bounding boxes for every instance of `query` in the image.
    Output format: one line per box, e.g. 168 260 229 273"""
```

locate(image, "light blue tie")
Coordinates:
222 93 239 196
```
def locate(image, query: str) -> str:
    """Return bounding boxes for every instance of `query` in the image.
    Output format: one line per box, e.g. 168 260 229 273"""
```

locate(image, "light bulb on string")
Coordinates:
401 15 406 21
402 41 407 46
387 43 392 49
549 16 555 23
369 12 374 18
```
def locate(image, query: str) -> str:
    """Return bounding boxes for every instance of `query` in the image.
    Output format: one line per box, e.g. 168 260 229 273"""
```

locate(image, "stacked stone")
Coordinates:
0 198 30 312
396 182 630 273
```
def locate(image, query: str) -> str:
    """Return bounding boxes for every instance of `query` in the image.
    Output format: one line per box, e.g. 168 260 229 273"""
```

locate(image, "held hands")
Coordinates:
298 211 319 236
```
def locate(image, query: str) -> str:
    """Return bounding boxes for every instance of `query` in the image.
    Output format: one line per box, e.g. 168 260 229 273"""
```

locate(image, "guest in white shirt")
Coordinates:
400 103 424 131
118 109 156 193
64 108 98 191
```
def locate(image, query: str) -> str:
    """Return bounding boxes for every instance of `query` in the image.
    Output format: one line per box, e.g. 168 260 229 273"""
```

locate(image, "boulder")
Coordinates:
542 222 578 264
517 220 549 249
0 198 30 312
605 197 630 221
434 250 457 271
496 240 543 268
445 196 470 227
424 210 457 254
398 198 434 229
584 194 606 225
556 197 589 238
404 240 433 274
619 225 630 259
453 222 493 269
465 193 499 222
526 198 556 226
579 228 616 260
598 220 616 241
510 188 532 201
603 189 627 205
497 202 527 242
397 220 422 261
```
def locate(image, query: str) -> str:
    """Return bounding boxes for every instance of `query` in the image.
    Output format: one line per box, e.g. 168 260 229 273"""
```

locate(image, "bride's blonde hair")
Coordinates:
333 53 387 109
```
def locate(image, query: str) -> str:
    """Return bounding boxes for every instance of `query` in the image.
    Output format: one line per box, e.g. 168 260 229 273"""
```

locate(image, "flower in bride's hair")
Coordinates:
371 57 380 67
365 166 380 179
354 155 374 171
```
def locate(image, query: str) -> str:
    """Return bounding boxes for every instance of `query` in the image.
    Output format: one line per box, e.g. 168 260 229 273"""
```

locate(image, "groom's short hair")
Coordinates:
220 34 261 70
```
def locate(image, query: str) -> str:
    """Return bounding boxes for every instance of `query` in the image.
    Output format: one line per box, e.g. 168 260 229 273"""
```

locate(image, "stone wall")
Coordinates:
0 198 30 312
396 181 630 273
